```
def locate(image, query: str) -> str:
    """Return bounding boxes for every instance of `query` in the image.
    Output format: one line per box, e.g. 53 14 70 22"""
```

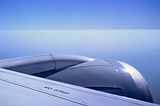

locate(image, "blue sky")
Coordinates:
0 0 160 29
0 0 160 104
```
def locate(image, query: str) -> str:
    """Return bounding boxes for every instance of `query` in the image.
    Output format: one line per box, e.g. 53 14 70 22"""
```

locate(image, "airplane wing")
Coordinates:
0 68 159 106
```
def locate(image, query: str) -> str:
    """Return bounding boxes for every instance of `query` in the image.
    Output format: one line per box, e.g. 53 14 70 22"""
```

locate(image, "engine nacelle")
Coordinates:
0 54 153 103
47 56 153 103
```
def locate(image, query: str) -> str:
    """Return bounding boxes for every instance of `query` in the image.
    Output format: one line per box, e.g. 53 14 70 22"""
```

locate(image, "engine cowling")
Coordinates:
47 56 153 103
0 54 153 103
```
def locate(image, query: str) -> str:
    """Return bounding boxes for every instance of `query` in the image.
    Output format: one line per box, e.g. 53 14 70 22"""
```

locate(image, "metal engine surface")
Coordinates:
0 54 153 103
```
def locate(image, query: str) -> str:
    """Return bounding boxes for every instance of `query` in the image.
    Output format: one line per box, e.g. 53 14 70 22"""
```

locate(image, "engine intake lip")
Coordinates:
108 60 154 103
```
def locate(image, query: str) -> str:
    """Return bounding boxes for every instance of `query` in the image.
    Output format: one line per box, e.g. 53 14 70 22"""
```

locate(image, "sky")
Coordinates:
0 0 160 104
0 0 160 29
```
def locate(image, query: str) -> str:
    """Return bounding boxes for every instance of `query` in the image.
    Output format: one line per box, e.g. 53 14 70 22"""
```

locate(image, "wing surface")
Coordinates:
0 68 159 106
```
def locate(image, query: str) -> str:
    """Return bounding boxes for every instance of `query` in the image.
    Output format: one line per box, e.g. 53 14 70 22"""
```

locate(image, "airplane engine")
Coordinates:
0 54 153 103
46 55 154 103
